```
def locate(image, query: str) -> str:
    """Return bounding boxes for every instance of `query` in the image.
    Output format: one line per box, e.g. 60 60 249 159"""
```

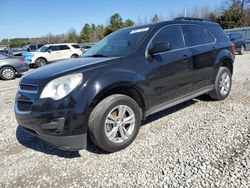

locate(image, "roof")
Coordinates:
44 43 79 46
122 17 219 32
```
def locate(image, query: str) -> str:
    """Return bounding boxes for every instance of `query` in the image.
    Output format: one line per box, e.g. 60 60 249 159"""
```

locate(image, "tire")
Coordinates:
88 94 142 152
0 67 16 80
239 45 245 55
71 54 79 58
35 58 47 67
209 67 232 100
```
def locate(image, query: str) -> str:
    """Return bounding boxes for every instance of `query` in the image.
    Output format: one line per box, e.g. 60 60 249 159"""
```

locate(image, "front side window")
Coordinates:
151 25 185 50
182 25 215 47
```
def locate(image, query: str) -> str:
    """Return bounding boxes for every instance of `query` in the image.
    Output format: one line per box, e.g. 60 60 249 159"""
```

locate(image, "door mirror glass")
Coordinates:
148 42 172 55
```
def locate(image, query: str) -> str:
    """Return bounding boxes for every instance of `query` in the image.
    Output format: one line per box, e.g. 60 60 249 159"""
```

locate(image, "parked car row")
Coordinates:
23 43 83 67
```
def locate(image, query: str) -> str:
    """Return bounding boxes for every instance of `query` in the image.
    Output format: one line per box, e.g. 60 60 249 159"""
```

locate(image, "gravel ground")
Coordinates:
0 53 250 187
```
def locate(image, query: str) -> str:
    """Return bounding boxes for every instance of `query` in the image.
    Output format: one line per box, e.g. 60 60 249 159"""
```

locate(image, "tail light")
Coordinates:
19 57 25 63
230 42 235 54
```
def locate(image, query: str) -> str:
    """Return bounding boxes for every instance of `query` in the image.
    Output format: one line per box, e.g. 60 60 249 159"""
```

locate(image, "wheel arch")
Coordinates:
220 58 234 74
89 83 146 118
0 65 17 72
35 57 48 63
71 54 79 58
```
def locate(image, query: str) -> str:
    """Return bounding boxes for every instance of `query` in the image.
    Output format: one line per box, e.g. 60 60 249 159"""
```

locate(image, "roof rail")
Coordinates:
174 17 211 22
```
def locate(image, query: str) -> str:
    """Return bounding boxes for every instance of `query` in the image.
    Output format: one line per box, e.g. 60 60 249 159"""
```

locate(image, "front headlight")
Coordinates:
40 73 83 100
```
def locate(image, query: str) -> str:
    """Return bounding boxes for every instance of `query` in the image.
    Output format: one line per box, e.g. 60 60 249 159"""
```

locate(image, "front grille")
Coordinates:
17 101 33 112
20 84 37 91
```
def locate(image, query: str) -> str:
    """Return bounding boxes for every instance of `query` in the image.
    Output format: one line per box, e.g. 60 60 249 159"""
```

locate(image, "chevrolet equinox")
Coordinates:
15 18 235 152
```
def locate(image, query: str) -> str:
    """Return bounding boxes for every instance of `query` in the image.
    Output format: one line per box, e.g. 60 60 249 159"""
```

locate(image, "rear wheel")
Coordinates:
209 67 232 100
239 45 245 55
35 58 47 67
88 94 142 152
0 67 16 80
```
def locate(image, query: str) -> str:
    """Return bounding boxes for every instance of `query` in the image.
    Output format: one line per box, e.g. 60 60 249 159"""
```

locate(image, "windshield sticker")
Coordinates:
130 27 149 34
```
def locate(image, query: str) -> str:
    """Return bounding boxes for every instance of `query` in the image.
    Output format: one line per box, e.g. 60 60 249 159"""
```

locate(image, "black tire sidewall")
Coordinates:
89 95 142 152
240 45 245 55
214 67 232 100
0 67 16 80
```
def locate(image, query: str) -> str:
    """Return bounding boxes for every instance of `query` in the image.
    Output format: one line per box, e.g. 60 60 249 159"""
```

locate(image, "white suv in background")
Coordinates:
25 43 83 67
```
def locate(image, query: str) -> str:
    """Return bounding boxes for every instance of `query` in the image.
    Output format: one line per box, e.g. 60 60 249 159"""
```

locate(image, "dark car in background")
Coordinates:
22 44 45 52
0 53 29 80
227 32 246 55
15 17 234 152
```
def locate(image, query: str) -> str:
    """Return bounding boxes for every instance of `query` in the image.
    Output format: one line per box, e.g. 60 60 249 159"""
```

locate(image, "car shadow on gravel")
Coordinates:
16 126 81 158
142 99 197 125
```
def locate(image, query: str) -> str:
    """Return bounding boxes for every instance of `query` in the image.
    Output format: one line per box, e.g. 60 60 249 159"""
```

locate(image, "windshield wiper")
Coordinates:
86 54 109 58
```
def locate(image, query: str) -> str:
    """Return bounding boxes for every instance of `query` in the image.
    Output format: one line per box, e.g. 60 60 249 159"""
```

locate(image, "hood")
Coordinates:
21 57 121 83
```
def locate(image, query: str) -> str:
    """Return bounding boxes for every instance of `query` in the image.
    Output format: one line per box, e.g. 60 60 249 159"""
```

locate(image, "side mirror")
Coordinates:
47 49 52 53
148 42 172 55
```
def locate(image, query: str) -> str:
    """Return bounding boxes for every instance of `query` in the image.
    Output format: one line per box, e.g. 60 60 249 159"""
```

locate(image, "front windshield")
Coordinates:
38 45 48 52
83 27 151 57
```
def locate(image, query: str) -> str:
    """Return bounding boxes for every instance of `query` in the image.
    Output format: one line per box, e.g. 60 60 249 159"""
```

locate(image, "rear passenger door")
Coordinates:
58 45 71 59
146 25 193 107
181 25 217 90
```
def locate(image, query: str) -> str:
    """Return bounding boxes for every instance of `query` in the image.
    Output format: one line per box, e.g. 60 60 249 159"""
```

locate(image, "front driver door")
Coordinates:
146 25 193 108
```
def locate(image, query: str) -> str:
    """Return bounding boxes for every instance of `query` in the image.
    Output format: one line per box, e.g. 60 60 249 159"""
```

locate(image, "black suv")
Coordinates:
15 18 235 152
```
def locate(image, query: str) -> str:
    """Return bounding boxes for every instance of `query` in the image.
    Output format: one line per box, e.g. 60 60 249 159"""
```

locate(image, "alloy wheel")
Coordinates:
104 105 135 143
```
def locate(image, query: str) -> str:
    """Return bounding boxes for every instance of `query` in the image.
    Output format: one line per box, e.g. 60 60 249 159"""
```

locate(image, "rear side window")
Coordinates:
58 45 70 50
152 25 185 50
72 45 80 49
182 25 215 47
207 25 230 43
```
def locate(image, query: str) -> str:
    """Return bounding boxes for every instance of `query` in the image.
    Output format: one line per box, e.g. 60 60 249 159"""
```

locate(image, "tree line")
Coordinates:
1 0 250 48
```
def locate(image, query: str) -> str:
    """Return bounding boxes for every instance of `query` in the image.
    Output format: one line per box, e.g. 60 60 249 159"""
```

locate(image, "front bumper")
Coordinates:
21 126 87 151
15 107 88 151
15 81 89 151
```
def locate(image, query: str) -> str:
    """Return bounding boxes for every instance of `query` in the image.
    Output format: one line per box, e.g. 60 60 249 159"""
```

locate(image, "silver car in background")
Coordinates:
0 53 29 80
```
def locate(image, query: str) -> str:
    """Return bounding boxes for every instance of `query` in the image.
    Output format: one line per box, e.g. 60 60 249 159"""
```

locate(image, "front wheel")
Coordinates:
88 94 142 152
209 67 232 100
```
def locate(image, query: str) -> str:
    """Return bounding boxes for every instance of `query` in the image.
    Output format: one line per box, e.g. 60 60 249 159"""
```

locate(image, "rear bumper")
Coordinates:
16 63 29 74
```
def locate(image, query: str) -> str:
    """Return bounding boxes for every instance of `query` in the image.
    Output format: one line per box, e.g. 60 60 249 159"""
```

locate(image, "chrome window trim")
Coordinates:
145 23 217 57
